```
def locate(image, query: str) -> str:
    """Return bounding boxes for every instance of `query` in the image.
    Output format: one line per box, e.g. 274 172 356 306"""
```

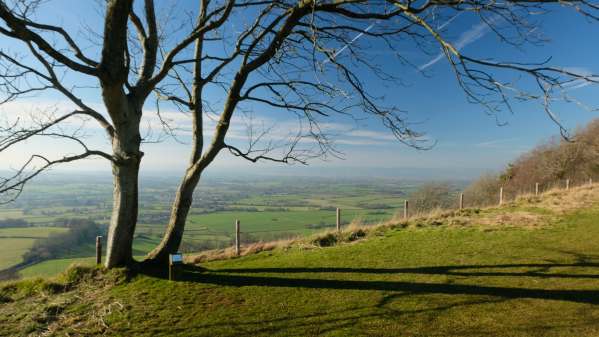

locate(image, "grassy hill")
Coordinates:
1 185 599 336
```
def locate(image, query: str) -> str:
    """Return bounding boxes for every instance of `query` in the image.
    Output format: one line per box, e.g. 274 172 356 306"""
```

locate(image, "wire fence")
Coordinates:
183 177 595 257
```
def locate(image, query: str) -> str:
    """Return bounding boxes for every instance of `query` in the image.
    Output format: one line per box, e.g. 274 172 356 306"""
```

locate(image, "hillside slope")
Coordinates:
1 186 599 336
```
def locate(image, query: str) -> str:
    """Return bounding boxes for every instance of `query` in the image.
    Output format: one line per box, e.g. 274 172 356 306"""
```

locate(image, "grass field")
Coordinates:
1 185 598 336
0 227 68 270
16 209 397 278
0 177 425 273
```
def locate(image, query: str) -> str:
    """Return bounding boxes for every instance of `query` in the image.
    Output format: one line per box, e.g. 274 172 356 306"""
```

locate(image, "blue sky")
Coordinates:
1 1 598 179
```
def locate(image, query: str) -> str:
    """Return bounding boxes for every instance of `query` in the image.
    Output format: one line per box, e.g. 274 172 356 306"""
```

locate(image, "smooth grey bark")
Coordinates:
99 0 140 268
104 100 143 268
105 155 141 267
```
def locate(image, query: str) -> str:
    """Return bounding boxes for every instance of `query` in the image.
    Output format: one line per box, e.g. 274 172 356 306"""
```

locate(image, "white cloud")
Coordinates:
474 138 520 149
346 129 396 141
420 17 498 71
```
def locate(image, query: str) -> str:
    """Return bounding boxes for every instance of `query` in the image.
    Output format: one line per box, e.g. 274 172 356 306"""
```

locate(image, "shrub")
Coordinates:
410 182 455 213
463 173 502 207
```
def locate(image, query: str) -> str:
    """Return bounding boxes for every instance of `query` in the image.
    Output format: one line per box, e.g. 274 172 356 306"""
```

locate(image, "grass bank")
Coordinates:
1 186 598 336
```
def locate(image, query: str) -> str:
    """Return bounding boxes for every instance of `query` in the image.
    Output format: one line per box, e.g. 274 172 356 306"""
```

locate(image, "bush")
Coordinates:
463 173 502 207
409 182 455 213
311 233 338 247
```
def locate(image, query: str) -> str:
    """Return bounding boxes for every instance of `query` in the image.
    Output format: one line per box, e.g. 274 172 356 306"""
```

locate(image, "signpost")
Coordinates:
169 253 183 281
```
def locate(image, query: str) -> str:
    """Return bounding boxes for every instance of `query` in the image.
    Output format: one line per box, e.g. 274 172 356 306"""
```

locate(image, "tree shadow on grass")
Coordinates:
190 272 599 304
130 262 599 336
214 262 599 279
129 261 599 305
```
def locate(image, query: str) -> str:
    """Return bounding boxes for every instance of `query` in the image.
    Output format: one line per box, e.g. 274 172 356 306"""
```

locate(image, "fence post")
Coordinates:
499 187 504 205
336 208 341 232
95 236 102 265
403 200 409 219
235 220 240 257
590 178 593 186
535 183 539 196
459 193 464 210
566 179 570 190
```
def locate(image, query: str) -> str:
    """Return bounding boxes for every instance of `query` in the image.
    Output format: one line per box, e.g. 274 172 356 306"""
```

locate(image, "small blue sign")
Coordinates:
170 253 183 264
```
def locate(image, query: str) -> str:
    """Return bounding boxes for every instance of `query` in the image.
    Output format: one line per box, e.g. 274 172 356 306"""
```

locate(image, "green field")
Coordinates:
1 186 598 336
1 176 434 274
0 175 470 282
0 227 68 270
16 209 398 278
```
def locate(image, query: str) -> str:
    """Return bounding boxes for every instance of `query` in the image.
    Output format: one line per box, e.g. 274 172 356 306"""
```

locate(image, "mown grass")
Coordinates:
2 186 599 336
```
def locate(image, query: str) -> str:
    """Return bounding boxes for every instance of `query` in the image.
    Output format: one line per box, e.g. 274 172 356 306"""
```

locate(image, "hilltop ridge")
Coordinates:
1 184 599 336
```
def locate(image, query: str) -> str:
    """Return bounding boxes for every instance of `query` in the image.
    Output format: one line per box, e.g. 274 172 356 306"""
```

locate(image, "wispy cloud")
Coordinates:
419 17 498 71
474 138 519 149
346 129 396 141
437 12 463 31
559 67 599 91
323 21 377 64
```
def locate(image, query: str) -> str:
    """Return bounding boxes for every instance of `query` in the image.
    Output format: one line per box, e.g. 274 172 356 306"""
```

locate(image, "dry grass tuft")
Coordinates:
188 238 297 264
477 211 546 229
535 185 599 213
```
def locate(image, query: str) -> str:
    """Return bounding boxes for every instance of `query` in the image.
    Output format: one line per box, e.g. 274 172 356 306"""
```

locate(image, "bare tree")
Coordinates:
1 0 598 267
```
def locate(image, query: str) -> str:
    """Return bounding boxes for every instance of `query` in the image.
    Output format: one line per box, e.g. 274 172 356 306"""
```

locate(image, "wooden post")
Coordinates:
499 187 504 205
235 220 240 257
459 193 464 210
336 208 341 232
535 183 539 196
95 236 102 265
590 178 593 186
566 179 570 190
403 200 409 219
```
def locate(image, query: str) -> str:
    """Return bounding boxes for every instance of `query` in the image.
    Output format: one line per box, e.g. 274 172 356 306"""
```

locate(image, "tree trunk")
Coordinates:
104 109 142 268
105 158 140 267
145 171 201 264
